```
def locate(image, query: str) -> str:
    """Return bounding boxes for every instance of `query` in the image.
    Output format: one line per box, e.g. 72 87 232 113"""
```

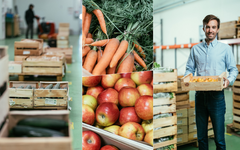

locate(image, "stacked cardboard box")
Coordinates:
176 108 188 144
57 23 70 48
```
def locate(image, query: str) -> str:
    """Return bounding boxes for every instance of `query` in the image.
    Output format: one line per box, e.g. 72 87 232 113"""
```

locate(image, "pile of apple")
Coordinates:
82 71 153 148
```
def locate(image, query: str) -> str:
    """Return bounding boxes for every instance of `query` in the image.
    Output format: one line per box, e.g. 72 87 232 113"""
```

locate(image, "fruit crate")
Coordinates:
33 82 69 110
9 81 39 109
8 61 22 73
83 123 152 150
232 93 240 129
14 39 43 56
14 56 28 61
153 69 178 93
44 46 72 64
153 94 177 150
0 110 72 150
181 72 226 91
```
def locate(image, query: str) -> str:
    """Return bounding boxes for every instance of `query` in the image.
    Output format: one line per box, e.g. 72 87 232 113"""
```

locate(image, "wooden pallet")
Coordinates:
14 39 43 56
9 73 63 81
227 123 240 137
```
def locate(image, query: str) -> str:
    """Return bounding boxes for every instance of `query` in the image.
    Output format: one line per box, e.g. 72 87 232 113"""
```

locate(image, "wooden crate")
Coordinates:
176 93 189 101
0 111 72 150
9 81 39 109
8 61 22 73
175 88 189 94
177 75 184 88
14 56 28 61
14 39 43 56
188 107 195 117
218 21 237 39
176 100 189 107
44 47 72 64
153 69 177 93
227 123 240 137
181 72 226 91
177 125 188 135
177 133 188 144
57 34 69 40
33 82 69 110
233 97 240 129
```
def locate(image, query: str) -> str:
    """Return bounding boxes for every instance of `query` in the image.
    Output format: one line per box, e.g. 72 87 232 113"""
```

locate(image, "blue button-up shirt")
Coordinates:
184 38 238 85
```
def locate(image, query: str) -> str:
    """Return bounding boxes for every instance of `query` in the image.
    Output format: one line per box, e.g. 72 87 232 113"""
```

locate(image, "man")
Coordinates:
184 15 238 150
25 4 39 39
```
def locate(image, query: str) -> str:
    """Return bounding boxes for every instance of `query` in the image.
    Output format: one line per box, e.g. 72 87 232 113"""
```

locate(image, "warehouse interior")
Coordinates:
0 0 82 150
154 0 240 149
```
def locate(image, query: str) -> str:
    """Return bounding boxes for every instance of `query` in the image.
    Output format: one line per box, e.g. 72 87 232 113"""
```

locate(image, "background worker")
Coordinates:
25 4 39 39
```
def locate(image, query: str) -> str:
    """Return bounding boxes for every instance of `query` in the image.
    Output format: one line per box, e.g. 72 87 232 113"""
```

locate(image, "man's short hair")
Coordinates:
29 4 34 8
203 15 220 29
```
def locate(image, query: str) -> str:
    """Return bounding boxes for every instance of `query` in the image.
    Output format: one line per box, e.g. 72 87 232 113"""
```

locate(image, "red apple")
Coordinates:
141 119 153 133
83 76 102 87
82 131 101 150
101 74 121 89
82 95 97 110
114 78 136 92
96 102 119 127
120 73 131 78
118 87 140 107
151 79 153 86
82 86 84 94
131 71 153 86
95 122 105 129
118 122 145 141
103 125 120 135
97 88 118 105
119 107 141 125
100 145 119 150
135 96 153 120
137 84 153 96
87 86 104 99
144 129 153 146
82 104 95 125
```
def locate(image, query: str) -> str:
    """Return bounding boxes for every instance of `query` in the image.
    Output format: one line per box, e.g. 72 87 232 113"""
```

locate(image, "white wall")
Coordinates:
154 0 240 75
13 0 81 35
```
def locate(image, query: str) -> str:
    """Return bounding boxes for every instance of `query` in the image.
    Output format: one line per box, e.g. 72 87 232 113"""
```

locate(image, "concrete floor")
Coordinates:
0 35 82 150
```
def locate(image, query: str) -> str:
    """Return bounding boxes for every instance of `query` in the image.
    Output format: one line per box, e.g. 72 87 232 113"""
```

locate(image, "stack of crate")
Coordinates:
153 69 178 150
237 17 240 39
176 76 190 109
232 65 240 129
57 23 70 48
218 21 237 40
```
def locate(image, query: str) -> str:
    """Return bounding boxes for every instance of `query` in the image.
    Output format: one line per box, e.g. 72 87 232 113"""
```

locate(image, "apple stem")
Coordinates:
87 139 92 144
101 115 105 119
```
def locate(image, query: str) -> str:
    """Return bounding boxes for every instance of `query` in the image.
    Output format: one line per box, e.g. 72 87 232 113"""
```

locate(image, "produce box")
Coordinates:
176 93 189 101
153 69 177 93
218 21 237 39
177 118 188 126
14 39 43 56
14 56 28 61
188 131 197 141
83 123 152 150
176 109 188 118
9 81 39 109
44 46 73 63
177 133 188 144
188 116 196 125
181 72 226 91
177 125 188 135
33 82 69 110
188 108 195 117
8 61 22 73
0 110 72 150
189 124 197 133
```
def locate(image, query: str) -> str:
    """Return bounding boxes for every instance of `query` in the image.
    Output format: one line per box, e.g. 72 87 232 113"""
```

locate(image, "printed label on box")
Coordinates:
194 111 196 115
194 118 196 123
177 120 182 125
177 113 183 117
9 66 14 70
23 51 30 54
9 99 15 106
177 129 183 134
45 99 57 105
194 125 197 129
177 138 182 142
194 134 197 138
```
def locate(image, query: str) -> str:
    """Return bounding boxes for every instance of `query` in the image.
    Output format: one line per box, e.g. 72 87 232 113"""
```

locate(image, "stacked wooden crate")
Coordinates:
176 108 188 144
45 46 73 64
57 23 70 48
236 17 240 38
153 69 178 150
232 65 240 129
176 76 190 109
218 21 237 40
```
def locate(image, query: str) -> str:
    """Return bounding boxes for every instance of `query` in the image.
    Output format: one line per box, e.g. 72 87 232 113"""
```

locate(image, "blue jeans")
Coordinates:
195 91 226 150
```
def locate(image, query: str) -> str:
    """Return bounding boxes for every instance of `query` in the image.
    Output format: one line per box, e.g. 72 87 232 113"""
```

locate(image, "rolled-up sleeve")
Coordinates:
226 46 238 85
184 47 196 77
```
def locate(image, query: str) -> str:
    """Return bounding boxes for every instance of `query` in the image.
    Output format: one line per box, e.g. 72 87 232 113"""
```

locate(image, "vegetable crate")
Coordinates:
9 81 39 109
14 39 43 56
0 111 72 150
14 56 28 61
83 123 152 150
44 46 73 64
33 82 69 110
153 69 178 93
181 72 226 91
175 89 190 110
153 94 177 150
8 61 22 73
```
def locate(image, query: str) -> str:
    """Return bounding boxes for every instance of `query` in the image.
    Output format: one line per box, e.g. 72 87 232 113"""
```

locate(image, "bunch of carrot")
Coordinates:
82 5 148 76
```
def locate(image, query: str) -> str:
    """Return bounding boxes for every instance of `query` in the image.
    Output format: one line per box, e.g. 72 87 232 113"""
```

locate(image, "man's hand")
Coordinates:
223 77 229 88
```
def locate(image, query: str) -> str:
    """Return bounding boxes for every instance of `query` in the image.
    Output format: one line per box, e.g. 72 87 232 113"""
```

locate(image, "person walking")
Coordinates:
25 4 39 39
184 14 238 150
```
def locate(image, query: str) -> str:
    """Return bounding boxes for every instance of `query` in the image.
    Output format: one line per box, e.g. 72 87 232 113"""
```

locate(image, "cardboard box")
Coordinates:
189 116 196 125
188 107 195 117
176 109 188 118
177 133 188 144
189 124 197 133
177 125 188 135
177 118 188 126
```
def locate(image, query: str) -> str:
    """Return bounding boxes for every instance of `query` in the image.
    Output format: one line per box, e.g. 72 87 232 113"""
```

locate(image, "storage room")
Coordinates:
153 0 240 150
0 0 82 150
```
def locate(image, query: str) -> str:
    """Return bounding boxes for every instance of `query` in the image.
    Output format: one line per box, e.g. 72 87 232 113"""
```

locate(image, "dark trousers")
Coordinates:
195 91 226 150
26 22 33 39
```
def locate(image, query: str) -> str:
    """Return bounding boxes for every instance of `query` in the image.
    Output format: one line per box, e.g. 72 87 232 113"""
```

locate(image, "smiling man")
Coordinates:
184 15 238 150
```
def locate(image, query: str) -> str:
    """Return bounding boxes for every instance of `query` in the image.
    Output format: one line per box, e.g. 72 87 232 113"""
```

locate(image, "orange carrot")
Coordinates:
107 65 116 74
87 33 92 38
83 50 97 73
133 65 136 71
117 53 134 73
82 46 91 57
92 38 120 75
82 5 86 29
133 50 147 70
90 39 109 47
82 56 86 64
97 49 106 74
93 9 107 35
85 38 94 44
110 40 128 68
133 42 145 58
82 32 86 47
83 13 92 37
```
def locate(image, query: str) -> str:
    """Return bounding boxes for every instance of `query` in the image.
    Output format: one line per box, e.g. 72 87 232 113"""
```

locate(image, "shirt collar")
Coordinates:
203 37 218 48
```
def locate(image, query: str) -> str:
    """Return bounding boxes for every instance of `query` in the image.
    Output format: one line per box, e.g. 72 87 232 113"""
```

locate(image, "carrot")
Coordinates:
107 65 116 74
83 50 97 73
117 53 134 73
90 39 109 47
110 40 128 68
133 50 147 70
82 5 86 29
87 33 92 38
133 42 145 58
92 38 120 75
82 56 86 64
85 38 94 44
83 13 92 37
133 65 136 71
93 9 107 35
82 32 86 47
97 49 106 74
82 46 91 57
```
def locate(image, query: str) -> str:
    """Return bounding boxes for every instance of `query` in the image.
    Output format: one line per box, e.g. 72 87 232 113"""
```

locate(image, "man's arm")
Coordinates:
184 47 196 76
226 46 238 86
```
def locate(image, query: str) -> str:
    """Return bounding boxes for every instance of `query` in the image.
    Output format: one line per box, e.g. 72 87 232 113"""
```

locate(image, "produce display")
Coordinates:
26 56 62 61
82 0 153 75
82 71 153 147
189 77 218 82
